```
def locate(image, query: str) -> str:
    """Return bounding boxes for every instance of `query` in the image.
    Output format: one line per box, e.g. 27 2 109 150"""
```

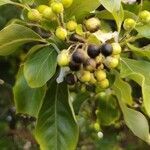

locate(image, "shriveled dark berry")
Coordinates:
101 44 113 57
72 49 85 63
69 60 80 71
70 34 85 43
84 58 96 71
65 73 77 85
87 44 100 58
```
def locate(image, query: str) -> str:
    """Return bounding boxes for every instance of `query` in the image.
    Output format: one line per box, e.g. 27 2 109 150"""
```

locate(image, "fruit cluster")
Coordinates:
27 1 149 89
57 42 121 89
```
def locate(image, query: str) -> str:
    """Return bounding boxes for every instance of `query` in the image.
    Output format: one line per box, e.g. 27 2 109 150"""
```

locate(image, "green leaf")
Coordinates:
0 24 45 56
0 0 11 6
121 105 150 144
120 57 150 117
13 67 46 118
34 80 79 150
97 94 120 126
100 0 121 13
113 72 133 105
65 0 100 22
135 24 150 39
73 92 90 115
24 45 57 88
127 43 150 59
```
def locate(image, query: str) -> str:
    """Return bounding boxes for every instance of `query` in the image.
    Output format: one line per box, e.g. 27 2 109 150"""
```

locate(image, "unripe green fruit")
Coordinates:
95 54 104 64
105 56 119 69
79 71 91 82
139 10 150 23
28 9 42 22
85 17 100 32
99 79 109 89
123 18 136 30
89 74 97 84
66 20 77 31
61 0 73 8
56 27 67 40
51 2 64 14
95 70 106 82
113 54 120 59
37 5 48 13
94 122 100 131
57 50 70 66
42 7 56 20
112 43 122 55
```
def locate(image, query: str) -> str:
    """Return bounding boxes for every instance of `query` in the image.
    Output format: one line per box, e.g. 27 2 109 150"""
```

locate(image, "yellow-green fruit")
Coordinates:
79 71 91 82
57 50 70 66
28 9 42 22
61 0 73 8
123 18 136 30
95 54 104 64
112 43 122 55
51 2 64 14
66 20 77 31
37 5 48 13
95 70 106 82
56 27 67 40
89 74 97 84
99 79 109 89
42 7 56 20
85 17 100 32
139 10 150 23
113 54 120 59
94 122 100 131
105 56 119 69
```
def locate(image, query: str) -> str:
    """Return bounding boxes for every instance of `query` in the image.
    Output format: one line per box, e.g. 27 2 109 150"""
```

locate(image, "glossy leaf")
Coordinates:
121 104 150 144
113 72 133 105
127 43 150 58
0 24 45 56
135 25 150 39
24 45 57 88
13 67 46 118
35 80 79 150
65 0 100 22
120 57 150 117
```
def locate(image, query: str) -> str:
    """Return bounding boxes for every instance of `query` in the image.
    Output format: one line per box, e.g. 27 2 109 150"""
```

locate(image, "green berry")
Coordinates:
123 18 136 30
27 9 42 22
57 50 70 66
56 27 67 40
66 20 77 31
105 56 119 69
85 17 100 32
61 0 73 8
95 70 106 82
139 10 150 23
51 2 64 14
112 43 122 55
99 79 109 89
84 58 96 72
89 74 97 84
79 71 91 82
42 7 56 20
37 5 48 13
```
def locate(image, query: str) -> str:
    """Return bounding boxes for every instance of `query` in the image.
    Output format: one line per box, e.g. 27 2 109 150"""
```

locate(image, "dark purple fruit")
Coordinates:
69 60 80 71
84 58 96 71
87 44 100 58
72 50 85 63
65 73 77 85
101 44 113 57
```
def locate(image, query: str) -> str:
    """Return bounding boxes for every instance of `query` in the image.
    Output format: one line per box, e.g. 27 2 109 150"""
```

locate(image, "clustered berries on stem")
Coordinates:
27 1 150 89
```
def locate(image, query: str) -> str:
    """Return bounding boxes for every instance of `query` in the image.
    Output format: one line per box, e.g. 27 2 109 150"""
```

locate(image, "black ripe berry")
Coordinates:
69 60 80 71
65 73 77 85
72 50 84 63
101 44 113 57
87 44 100 58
